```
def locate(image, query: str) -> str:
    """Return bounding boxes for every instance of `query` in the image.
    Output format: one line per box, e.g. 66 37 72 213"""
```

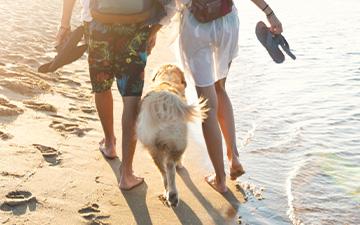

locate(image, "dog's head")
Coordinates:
152 64 187 95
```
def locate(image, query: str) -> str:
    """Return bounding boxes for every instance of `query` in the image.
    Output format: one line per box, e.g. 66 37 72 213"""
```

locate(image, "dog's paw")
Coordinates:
167 191 179 207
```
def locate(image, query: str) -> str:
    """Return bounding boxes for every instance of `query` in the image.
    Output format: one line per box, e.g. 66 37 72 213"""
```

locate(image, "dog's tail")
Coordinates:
197 96 209 121
144 91 208 123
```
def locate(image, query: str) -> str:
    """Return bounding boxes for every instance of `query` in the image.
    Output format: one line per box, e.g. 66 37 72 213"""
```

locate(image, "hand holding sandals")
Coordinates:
267 13 283 34
251 1 283 34
261 3 283 34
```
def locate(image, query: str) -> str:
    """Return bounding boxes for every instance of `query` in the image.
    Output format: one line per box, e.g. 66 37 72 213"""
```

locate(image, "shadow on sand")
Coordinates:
178 167 233 224
103 156 247 225
104 156 153 225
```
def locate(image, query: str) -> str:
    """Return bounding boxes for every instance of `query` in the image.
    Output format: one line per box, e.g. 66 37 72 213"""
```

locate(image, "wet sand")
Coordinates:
0 18 249 225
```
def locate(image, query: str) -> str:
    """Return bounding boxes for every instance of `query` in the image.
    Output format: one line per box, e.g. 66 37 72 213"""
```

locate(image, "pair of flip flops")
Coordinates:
38 26 87 73
256 21 296 64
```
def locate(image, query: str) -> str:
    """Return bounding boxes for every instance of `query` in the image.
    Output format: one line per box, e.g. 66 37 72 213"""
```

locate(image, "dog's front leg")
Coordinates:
166 161 179 207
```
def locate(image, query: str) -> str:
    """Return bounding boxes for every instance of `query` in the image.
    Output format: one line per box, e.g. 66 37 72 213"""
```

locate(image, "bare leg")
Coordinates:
95 90 116 158
215 79 244 180
119 96 144 190
196 86 227 193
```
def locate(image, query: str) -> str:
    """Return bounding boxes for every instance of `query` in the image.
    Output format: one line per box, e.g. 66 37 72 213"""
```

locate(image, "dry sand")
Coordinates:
0 25 248 225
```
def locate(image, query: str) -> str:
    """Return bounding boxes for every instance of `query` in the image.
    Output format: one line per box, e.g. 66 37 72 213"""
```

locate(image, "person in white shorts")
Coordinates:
166 0 284 193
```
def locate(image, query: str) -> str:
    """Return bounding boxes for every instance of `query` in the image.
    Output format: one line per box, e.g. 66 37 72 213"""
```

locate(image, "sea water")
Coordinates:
229 0 360 224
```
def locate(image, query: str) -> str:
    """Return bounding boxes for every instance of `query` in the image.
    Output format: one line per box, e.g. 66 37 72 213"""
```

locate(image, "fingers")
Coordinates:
273 21 283 34
268 15 283 34
270 23 283 34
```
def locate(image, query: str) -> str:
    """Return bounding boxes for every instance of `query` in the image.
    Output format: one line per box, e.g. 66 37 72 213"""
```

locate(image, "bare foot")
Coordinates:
229 158 245 180
205 174 228 193
119 173 144 191
99 138 117 159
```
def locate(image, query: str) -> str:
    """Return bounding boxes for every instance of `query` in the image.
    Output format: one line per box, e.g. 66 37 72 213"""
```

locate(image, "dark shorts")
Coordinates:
85 21 150 96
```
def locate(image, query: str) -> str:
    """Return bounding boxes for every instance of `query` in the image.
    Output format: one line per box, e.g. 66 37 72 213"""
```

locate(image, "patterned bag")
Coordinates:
190 0 233 23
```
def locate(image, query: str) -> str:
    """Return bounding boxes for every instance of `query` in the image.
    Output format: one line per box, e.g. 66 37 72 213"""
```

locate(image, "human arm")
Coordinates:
147 24 162 55
55 0 77 47
251 0 283 34
146 0 179 55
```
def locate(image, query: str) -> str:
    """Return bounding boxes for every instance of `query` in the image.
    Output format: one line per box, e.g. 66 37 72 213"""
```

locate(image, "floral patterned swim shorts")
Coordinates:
85 21 150 96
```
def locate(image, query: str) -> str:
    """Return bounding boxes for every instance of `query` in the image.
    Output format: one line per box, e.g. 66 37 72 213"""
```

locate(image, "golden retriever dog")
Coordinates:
136 64 207 207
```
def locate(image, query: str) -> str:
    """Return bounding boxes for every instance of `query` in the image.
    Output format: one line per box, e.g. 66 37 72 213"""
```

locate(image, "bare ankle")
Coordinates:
205 174 228 193
120 165 133 176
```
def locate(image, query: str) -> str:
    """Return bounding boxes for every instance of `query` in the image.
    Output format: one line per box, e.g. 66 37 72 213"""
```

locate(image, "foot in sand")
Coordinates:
205 174 228 194
119 173 144 191
229 158 245 180
99 138 116 159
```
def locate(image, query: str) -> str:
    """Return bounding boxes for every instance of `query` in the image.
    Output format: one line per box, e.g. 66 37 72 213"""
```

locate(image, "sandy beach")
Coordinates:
0 4 249 224
3 0 360 224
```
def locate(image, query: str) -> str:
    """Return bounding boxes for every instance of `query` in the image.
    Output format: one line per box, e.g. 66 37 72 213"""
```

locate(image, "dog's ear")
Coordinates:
182 79 187 88
177 69 187 88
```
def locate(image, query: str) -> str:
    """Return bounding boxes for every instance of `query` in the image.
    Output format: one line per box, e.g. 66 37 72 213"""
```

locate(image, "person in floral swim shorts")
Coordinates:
86 21 150 96
56 0 169 190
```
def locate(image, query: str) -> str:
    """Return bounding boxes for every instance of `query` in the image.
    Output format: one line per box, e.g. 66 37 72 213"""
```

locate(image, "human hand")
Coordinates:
55 26 71 49
267 13 283 34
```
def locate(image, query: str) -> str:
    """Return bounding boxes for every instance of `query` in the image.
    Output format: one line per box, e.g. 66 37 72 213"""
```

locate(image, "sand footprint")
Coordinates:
58 77 81 87
57 89 92 101
78 203 110 224
23 100 57 113
0 191 37 213
79 115 99 122
0 130 13 140
49 120 92 137
0 97 24 116
50 114 85 123
80 106 97 114
69 105 96 114
33 144 61 166
0 77 51 96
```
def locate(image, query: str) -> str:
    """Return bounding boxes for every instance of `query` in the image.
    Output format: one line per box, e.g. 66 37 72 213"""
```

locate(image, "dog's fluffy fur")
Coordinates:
136 64 207 207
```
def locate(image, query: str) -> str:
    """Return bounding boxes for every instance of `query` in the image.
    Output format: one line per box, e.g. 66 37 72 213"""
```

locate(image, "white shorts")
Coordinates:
179 7 239 87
